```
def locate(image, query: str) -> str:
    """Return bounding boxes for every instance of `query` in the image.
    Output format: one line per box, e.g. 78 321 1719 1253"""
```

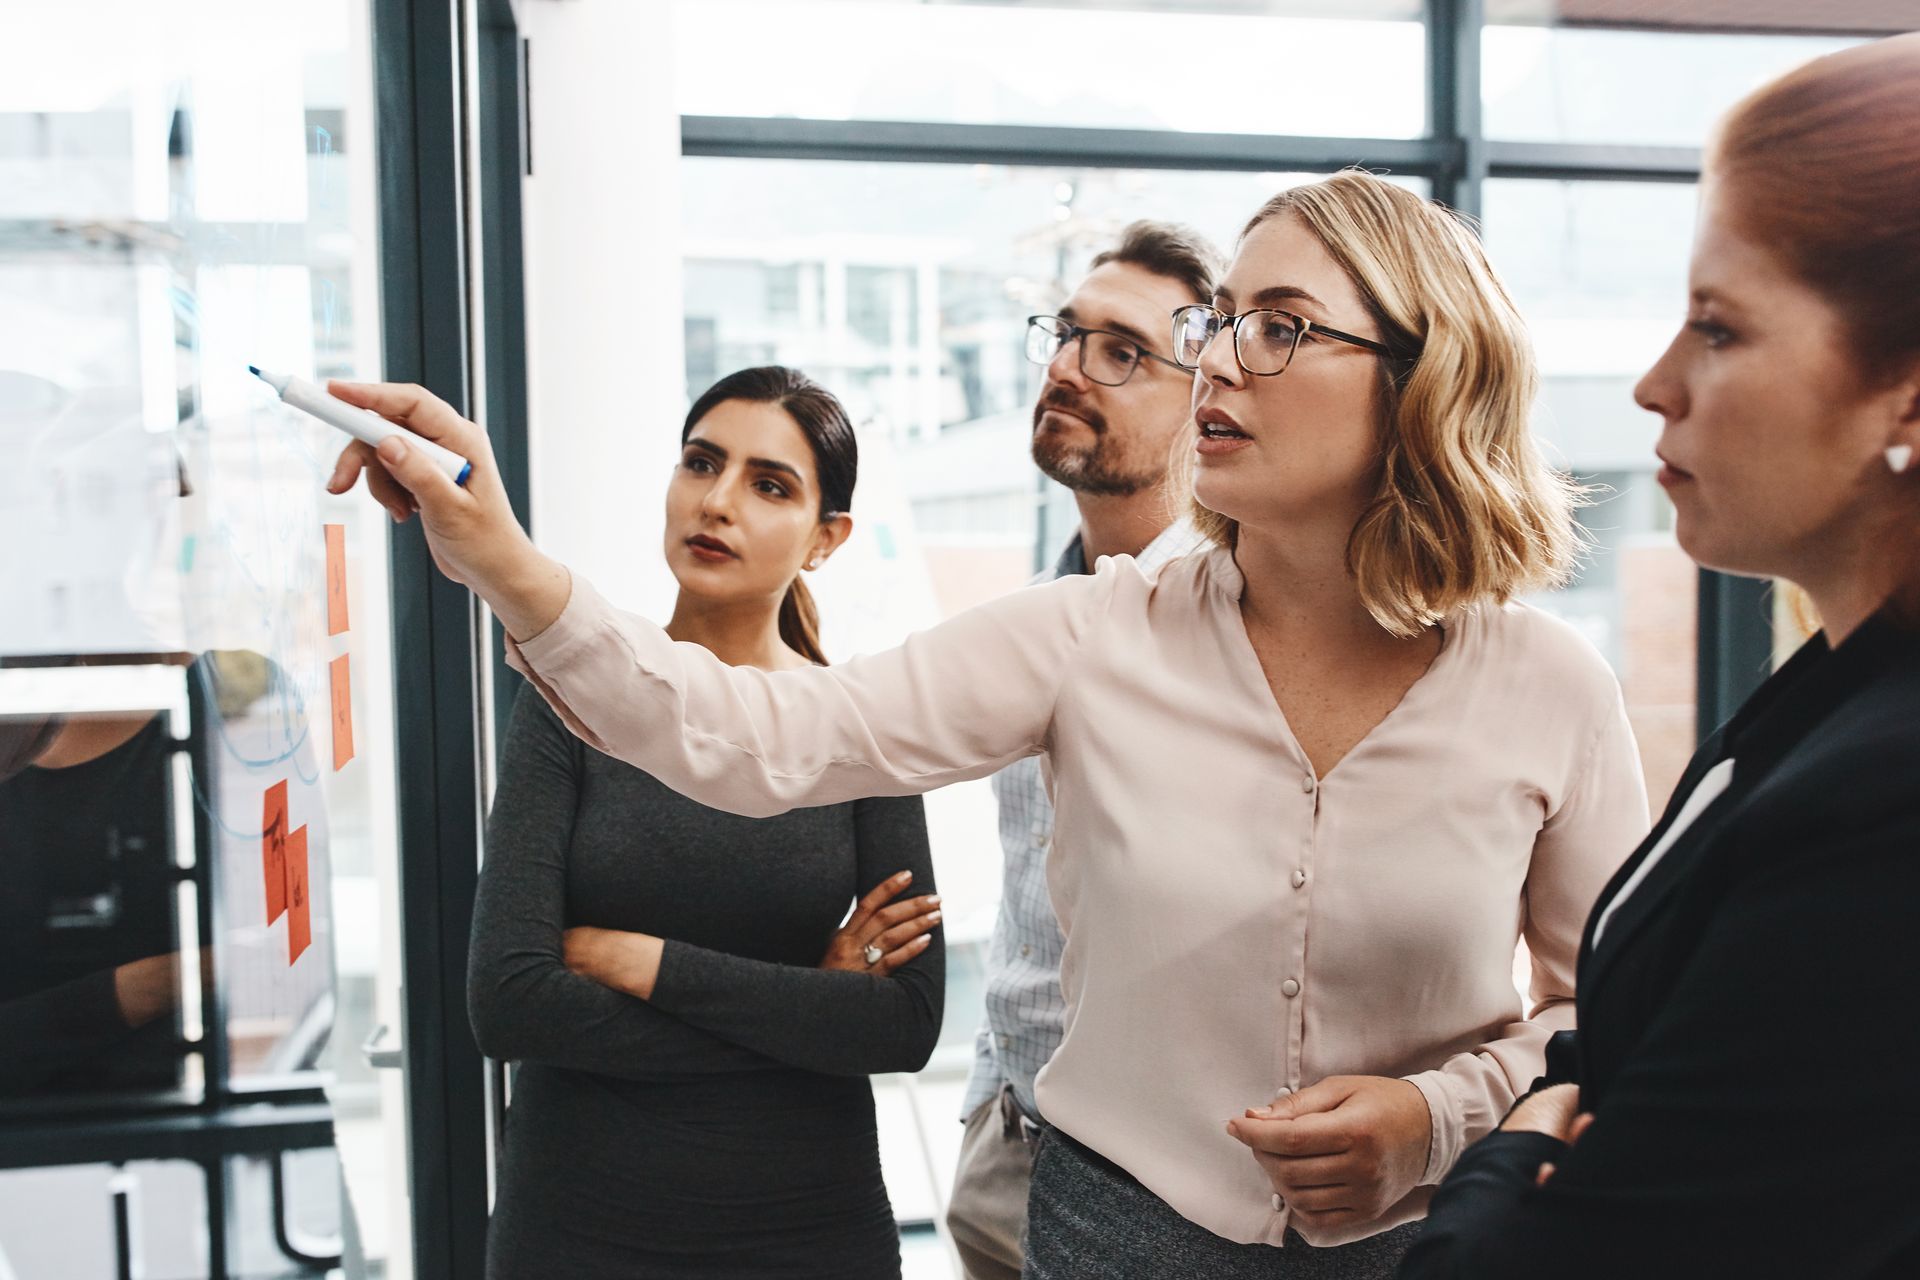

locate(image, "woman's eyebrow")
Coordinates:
687 435 806 485
1249 285 1326 311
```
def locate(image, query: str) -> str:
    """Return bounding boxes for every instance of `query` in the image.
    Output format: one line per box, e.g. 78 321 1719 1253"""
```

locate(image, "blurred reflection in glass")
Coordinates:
0 671 188 1102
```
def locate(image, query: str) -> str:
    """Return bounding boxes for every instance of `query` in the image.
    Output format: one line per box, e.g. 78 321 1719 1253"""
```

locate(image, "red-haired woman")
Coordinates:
1401 33 1920 1278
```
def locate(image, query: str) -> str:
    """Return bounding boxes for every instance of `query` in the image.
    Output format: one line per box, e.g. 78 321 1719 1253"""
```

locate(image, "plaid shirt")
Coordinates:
961 519 1203 1122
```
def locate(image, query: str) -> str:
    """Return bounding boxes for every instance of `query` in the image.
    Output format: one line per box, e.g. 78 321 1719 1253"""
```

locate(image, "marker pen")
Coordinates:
250 366 472 487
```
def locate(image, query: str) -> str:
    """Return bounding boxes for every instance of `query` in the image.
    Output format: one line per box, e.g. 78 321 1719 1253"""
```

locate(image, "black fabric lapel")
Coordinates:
1577 613 1907 993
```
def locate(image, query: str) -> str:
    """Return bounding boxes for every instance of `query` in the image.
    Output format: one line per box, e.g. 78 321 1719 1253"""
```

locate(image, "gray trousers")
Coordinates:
1024 1129 1423 1280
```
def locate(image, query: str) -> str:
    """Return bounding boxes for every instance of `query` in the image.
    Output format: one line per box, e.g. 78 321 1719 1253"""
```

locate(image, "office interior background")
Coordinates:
1 1 1912 1276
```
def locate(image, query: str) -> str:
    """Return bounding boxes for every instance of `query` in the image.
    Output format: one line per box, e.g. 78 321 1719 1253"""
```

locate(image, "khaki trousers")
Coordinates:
946 1088 1041 1280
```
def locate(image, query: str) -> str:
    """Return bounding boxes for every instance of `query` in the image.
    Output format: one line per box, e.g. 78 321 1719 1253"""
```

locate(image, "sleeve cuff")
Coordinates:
1406 1068 1463 1185
1448 1129 1569 1186
510 572 597 671
502 574 622 757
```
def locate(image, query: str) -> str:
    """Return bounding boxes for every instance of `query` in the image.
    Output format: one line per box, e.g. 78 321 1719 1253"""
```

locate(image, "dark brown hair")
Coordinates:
1088 219 1223 306
1713 33 1920 623
682 367 857 665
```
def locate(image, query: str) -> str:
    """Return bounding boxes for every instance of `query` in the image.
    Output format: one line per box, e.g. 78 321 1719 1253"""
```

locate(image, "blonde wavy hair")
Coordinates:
1186 170 1583 637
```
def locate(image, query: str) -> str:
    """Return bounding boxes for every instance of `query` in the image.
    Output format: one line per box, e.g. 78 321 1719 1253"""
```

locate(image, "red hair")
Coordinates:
1710 33 1920 389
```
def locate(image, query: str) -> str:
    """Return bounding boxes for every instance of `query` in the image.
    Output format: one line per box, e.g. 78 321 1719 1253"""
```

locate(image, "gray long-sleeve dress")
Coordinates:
469 686 943 1280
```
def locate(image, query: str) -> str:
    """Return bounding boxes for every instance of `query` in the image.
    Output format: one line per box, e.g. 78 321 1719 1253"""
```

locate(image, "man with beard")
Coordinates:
945 221 1219 1280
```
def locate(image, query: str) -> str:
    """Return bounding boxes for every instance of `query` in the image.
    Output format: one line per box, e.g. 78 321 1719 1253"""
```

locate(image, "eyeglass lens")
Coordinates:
1173 307 1301 376
1025 318 1144 387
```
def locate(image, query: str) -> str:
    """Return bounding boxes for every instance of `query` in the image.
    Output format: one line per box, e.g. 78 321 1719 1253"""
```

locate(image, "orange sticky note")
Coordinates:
262 780 289 923
329 653 354 770
324 524 349 636
286 824 311 963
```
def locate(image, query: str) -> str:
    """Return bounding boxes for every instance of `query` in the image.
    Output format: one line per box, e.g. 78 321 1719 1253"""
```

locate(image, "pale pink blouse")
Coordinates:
506 545 1649 1247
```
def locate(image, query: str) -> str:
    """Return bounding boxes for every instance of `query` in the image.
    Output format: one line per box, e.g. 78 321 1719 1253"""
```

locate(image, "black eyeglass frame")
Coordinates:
1170 303 1392 378
1025 314 1188 387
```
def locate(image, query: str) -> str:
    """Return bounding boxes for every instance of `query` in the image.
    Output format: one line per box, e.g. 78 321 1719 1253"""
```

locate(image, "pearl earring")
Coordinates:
1889 444 1914 475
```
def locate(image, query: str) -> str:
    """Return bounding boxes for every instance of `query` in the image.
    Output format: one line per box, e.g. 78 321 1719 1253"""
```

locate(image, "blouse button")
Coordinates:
1300 773 1316 794
1272 1193 1284 1212
1281 978 1301 998
1291 868 1308 889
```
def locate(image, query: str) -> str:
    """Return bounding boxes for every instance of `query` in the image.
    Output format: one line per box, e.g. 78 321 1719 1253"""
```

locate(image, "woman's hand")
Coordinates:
1226 1075 1433 1232
324 380 570 640
1498 1082 1594 1185
818 870 942 977
112 953 182 1029
563 926 665 1000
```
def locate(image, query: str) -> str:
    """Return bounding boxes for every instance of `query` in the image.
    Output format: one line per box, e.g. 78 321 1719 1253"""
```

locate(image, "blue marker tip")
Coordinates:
248 364 261 376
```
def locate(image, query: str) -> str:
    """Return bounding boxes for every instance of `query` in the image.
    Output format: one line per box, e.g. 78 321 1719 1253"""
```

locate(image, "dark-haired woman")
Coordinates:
1400 34 1920 1278
467 367 945 1280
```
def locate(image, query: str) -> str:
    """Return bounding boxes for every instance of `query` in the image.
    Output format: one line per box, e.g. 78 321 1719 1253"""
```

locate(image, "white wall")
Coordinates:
521 0 686 616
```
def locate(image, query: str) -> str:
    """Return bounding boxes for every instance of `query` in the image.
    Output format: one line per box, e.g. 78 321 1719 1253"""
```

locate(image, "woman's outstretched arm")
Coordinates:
326 379 1109 819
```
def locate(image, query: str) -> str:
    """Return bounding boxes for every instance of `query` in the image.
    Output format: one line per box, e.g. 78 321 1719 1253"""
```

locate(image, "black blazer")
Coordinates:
1401 611 1920 1279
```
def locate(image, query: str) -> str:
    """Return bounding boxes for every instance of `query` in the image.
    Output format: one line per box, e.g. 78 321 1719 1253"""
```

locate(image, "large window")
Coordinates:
1483 22 1861 145
677 0 1428 139
1 3 418 1275
1481 178 1703 804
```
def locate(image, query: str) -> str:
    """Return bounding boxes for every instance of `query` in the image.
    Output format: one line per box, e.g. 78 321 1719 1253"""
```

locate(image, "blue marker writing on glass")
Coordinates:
250 366 472 487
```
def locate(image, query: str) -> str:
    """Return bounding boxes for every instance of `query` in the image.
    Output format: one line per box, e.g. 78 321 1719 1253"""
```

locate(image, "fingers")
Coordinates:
1259 1153 1350 1188
871 932 936 977
370 431 465 510
1502 1082 1583 1138
1264 1076 1354 1120
327 438 419 522
329 379 473 448
1567 1112 1596 1147
844 870 915 934
1536 1162 1557 1186
1227 1111 1352 1157
326 440 372 494
867 904 943 955
1277 1185 1354 1216
865 893 942 936
327 381 479 516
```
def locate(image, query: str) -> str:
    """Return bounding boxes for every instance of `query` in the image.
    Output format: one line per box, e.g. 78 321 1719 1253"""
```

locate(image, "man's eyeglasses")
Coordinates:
1025 315 1186 388
1170 303 1390 378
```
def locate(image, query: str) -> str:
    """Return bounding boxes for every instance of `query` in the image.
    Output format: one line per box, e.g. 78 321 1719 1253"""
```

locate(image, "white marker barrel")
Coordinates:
251 367 472 487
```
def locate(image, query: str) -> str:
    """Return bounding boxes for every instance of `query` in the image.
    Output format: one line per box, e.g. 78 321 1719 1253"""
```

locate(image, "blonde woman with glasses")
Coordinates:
327 170 1648 1277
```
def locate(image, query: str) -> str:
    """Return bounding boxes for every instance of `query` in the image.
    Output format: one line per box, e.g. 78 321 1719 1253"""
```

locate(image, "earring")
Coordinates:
1889 444 1914 475
805 558 820 571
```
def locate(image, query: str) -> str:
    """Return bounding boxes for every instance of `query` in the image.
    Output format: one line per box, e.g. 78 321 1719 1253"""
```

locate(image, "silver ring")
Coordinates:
863 943 884 967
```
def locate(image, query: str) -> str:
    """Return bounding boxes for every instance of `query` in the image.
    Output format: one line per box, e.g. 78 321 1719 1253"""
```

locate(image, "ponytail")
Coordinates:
779 576 828 667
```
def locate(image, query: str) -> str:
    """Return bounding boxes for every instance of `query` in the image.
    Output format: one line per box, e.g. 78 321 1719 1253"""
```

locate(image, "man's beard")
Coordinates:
1030 387 1155 498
